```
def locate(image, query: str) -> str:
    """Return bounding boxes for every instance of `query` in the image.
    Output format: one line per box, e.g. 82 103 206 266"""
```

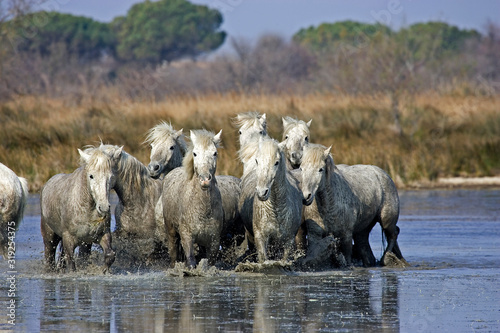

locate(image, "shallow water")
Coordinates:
1 189 499 332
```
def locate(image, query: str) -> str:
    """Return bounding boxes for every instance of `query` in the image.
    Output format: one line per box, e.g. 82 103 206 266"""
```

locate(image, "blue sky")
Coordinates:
42 0 498 51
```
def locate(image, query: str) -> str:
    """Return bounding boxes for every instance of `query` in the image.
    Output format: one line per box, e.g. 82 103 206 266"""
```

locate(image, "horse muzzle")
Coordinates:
290 152 302 169
302 192 314 206
148 162 162 179
199 174 213 189
256 187 270 201
97 204 111 217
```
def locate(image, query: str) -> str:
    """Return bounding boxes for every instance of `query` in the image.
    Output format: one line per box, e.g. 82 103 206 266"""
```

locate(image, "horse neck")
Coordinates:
316 165 341 208
188 175 218 216
268 161 289 207
163 149 183 176
114 153 158 204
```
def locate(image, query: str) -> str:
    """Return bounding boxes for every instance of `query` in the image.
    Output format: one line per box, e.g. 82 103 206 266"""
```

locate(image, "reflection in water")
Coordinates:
2 190 498 332
27 272 400 332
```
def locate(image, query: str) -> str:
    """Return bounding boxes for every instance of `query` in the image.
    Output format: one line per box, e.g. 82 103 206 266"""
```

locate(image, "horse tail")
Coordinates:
381 224 387 257
17 177 29 224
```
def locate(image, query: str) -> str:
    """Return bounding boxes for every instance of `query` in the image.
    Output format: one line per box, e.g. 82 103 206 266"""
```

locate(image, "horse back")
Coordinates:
338 164 399 225
40 170 84 233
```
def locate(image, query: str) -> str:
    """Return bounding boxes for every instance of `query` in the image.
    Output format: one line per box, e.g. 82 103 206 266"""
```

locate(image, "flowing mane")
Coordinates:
282 116 311 138
90 143 149 192
144 121 188 155
117 151 152 192
302 143 336 171
80 145 114 174
238 140 259 165
232 111 266 131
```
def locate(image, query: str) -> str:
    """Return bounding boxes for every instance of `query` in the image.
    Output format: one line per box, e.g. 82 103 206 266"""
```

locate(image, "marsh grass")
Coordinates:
1 93 499 191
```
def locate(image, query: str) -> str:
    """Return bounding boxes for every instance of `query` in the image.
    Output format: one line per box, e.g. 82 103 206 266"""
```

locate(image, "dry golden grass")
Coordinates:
1 92 499 192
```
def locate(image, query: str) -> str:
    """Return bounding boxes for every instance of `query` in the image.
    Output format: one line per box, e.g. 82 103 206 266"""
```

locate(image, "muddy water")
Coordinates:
1 189 499 332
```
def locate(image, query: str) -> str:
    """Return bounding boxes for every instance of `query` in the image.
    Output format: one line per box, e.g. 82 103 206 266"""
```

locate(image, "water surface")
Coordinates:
1 189 499 332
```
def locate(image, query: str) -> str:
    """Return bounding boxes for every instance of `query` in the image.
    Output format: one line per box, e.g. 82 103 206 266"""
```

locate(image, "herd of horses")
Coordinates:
0 111 408 272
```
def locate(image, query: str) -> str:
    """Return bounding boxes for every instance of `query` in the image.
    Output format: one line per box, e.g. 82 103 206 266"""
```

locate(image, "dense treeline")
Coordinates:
0 1 499 190
0 1 498 101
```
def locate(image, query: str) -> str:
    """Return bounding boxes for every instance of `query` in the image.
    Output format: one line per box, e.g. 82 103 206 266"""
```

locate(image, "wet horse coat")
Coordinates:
238 138 303 263
40 146 121 271
300 144 405 267
162 129 224 268
0 163 28 259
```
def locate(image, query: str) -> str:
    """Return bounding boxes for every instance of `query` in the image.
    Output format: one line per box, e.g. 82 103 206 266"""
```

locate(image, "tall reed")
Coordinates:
1 93 499 191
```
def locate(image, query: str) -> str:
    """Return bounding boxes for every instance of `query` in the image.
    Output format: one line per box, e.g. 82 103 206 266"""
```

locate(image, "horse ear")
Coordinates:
114 146 123 160
214 129 222 146
324 146 332 158
282 116 289 127
190 130 196 141
307 119 313 127
278 141 286 152
259 113 267 127
78 148 91 162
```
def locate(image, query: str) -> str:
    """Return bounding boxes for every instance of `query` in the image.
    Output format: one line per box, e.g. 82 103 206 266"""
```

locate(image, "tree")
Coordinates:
293 20 392 52
5 11 115 60
113 0 226 64
402 21 480 61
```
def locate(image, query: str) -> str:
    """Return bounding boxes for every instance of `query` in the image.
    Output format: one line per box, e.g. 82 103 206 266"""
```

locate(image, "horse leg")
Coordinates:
283 238 296 262
339 235 353 267
78 243 92 266
254 233 268 263
353 231 376 267
61 234 77 272
99 232 115 273
40 219 61 271
180 236 196 269
166 234 178 268
206 239 220 266
294 222 307 253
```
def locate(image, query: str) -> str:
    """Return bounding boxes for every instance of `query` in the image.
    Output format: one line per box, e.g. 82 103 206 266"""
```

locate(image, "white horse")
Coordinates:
88 143 167 264
238 137 303 263
300 144 406 267
145 121 187 179
162 129 225 268
281 116 312 169
0 163 28 259
40 146 121 272
233 111 269 176
146 122 242 257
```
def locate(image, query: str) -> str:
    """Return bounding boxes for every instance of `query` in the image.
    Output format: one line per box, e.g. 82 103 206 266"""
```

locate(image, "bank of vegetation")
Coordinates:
0 0 499 191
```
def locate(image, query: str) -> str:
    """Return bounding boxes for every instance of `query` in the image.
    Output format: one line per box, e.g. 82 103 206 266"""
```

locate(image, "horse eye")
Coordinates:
238 130 242 135
89 175 94 179
305 136 309 142
193 152 197 157
214 152 218 157
170 146 174 150
255 159 258 165
285 135 289 140
274 161 279 166
319 168 324 173
259 131 263 135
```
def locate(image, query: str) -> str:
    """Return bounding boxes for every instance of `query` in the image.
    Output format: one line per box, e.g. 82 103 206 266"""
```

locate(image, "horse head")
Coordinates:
234 111 267 149
185 129 222 190
146 122 187 179
78 146 121 216
282 116 312 169
300 144 332 206
254 137 284 201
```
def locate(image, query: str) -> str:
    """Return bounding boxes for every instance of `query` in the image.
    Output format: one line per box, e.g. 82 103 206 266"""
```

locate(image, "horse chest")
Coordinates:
254 200 293 236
